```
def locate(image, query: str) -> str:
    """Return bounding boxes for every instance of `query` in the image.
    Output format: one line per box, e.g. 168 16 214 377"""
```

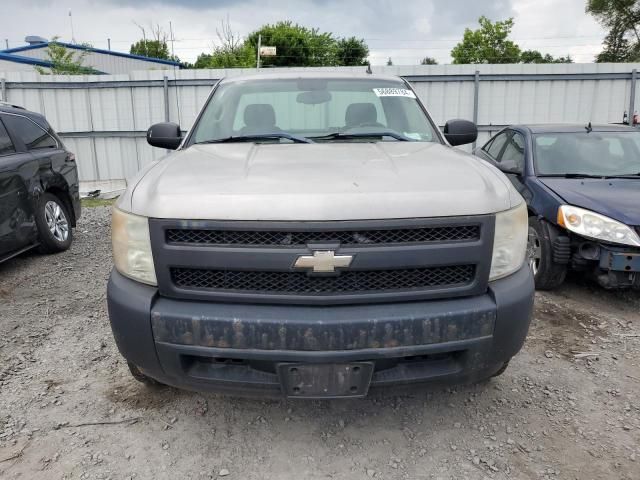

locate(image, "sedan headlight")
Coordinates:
112 207 157 285
557 205 640 247
490 202 528 281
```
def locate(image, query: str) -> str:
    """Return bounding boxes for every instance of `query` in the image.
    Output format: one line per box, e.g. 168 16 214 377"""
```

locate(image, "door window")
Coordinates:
2 114 57 150
0 118 15 156
484 132 509 159
499 132 525 171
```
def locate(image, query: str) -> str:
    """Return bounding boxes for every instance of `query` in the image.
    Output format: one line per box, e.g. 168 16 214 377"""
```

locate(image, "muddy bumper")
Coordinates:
107 265 534 396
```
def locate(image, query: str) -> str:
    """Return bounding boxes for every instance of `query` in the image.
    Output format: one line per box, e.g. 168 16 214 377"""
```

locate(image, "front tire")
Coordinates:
35 193 73 254
527 217 566 290
127 362 164 387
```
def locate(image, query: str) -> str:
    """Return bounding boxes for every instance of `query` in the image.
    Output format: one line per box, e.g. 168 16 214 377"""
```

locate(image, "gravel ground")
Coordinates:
0 205 639 480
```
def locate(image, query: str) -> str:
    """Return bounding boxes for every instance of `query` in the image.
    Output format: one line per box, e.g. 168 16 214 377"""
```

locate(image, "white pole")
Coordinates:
69 10 76 43
169 21 176 60
256 34 261 69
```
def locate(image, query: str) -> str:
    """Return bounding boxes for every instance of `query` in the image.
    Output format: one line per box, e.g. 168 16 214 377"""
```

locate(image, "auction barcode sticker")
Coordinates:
373 88 416 98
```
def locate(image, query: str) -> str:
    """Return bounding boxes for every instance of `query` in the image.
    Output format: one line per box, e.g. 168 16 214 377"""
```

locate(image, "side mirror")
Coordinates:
147 122 182 150
444 119 478 147
498 159 523 175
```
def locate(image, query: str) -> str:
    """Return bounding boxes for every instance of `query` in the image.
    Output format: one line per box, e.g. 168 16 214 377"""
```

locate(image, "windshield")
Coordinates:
188 77 440 145
534 132 640 176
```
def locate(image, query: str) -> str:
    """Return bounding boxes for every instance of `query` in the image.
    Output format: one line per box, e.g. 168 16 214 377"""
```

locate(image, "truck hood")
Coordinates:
539 178 640 226
127 142 517 221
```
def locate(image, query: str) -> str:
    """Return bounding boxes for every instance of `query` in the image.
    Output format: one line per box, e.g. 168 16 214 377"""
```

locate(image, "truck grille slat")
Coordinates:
170 265 475 295
166 225 480 247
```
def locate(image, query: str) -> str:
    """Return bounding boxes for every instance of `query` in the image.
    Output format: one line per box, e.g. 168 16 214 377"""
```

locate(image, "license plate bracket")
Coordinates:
278 362 374 399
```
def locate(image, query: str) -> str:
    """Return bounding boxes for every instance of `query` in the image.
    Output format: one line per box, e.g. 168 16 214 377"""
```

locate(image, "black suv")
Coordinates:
0 102 80 263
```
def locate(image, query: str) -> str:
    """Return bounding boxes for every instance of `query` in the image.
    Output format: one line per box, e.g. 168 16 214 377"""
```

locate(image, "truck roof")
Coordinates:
218 71 406 84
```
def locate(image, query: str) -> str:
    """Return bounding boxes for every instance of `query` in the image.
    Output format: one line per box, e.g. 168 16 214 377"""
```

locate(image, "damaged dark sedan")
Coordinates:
475 124 640 290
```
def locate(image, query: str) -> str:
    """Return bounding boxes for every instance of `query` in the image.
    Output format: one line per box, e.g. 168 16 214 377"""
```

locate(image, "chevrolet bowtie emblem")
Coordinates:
294 251 354 273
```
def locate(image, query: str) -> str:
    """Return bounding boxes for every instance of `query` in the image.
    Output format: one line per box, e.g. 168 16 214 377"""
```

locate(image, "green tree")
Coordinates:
520 50 573 63
420 56 438 65
451 16 521 64
193 46 254 69
35 37 95 74
245 21 337 67
587 0 640 62
386 57 393 66
191 20 370 69
129 24 179 62
335 37 369 66
193 17 255 68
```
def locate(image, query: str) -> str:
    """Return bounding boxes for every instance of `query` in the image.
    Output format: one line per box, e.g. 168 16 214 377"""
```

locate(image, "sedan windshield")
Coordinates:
188 77 440 145
534 132 640 177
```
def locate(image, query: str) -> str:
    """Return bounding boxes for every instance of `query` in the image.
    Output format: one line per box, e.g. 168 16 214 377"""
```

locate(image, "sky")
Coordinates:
2 0 606 64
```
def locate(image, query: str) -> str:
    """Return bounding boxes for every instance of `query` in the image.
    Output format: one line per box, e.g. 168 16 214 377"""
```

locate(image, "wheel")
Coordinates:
491 361 510 378
35 193 73 254
127 362 164 387
527 217 567 290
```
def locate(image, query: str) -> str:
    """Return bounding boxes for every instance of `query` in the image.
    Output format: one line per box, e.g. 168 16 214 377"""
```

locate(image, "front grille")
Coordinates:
170 265 475 295
166 225 480 247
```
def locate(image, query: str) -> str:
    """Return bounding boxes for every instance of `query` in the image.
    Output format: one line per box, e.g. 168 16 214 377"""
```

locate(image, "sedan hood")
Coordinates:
539 178 640 226
126 142 517 221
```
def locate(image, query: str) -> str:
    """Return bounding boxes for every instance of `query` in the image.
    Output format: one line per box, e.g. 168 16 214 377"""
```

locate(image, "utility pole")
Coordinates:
107 38 111 50
4 39 8 50
169 21 176 60
256 34 261 69
69 10 76 44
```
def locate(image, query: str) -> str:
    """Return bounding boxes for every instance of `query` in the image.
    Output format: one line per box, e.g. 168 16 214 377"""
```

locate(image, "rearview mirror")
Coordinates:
297 90 332 105
147 122 182 150
444 119 478 146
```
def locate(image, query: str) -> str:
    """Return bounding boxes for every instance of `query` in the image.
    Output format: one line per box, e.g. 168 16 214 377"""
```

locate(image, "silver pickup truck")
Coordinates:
107 72 534 398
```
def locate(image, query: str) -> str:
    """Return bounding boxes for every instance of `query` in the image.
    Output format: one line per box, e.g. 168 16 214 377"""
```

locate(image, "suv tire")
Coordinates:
528 216 566 290
35 193 73 254
491 361 510 378
127 362 164 387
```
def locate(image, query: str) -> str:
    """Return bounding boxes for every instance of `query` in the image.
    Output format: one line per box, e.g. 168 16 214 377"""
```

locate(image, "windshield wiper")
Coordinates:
310 131 414 142
539 173 616 179
605 173 640 178
196 132 314 144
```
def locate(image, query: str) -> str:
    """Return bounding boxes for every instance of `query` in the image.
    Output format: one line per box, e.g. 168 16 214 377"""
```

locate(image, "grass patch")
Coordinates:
81 197 117 208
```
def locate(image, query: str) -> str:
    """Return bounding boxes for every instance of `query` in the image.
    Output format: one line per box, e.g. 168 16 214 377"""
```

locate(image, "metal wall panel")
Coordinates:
0 59 38 72
4 45 178 74
2 63 640 185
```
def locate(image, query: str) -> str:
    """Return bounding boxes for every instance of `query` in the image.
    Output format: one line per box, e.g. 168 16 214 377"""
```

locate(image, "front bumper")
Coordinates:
107 265 534 396
566 237 640 288
597 246 640 288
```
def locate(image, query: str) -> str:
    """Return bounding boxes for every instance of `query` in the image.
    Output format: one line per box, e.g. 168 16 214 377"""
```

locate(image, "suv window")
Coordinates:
500 131 525 170
2 114 57 150
485 131 509 159
0 118 15 156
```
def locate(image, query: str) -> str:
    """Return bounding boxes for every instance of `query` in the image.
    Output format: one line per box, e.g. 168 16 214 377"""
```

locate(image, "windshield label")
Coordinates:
373 88 416 98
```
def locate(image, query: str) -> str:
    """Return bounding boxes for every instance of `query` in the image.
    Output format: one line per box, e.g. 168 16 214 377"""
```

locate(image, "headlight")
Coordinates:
490 202 528 281
557 205 640 247
112 207 157 285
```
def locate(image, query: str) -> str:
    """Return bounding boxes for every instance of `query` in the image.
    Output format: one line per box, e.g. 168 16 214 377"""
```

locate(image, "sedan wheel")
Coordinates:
35 193 73 254
527 216 567 290
527 226 542 276
44 200 70 243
